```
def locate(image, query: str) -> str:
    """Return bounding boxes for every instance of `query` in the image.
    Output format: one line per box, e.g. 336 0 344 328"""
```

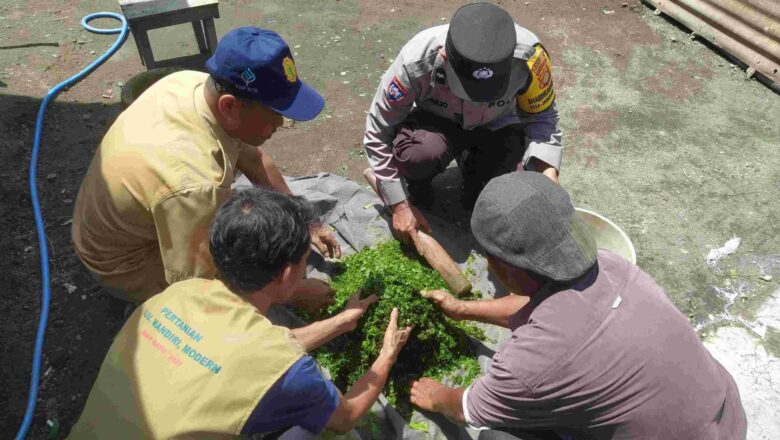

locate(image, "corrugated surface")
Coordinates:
645 0 780 87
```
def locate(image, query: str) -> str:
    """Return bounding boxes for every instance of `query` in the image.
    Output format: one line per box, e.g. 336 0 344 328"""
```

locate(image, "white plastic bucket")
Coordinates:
575 208 637 265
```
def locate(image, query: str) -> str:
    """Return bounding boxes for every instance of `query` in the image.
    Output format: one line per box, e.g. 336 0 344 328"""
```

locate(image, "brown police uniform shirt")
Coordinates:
465 250 747 439
72 71 247 302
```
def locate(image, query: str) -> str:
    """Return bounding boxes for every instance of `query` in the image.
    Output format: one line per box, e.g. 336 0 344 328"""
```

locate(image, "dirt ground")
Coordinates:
1 0 779 438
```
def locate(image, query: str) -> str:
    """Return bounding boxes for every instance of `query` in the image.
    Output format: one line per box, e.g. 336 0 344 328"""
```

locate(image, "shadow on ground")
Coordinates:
0 92 127 438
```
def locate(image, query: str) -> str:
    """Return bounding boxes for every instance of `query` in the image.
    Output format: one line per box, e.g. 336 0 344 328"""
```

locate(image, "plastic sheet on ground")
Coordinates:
235 171 513 439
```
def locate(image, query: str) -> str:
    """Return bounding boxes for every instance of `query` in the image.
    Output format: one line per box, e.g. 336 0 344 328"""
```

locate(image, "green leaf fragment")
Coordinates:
309 241 484 417
409 421 429 432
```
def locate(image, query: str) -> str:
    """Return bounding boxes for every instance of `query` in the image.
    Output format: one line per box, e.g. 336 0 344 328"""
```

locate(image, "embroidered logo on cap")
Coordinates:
387 76 408 102
472 67 494 80
282 57 298 83
241 68 257 86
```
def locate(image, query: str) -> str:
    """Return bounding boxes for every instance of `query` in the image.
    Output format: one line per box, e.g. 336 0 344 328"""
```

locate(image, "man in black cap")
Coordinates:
409 172 747 439
363 3 561 244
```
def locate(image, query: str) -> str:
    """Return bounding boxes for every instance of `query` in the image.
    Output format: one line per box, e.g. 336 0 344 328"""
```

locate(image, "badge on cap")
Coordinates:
387 76 408 102
241 68 257 86
472 67 494 80
282 57 298 83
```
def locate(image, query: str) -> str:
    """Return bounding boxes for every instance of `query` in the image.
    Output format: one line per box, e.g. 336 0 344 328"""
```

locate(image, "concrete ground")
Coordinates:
0 0 778 438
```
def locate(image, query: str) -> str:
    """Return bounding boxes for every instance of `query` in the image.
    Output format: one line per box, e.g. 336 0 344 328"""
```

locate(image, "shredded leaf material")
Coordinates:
310 241 484 416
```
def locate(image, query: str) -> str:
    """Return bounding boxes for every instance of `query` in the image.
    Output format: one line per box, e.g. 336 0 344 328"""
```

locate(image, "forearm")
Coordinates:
528 157 560 182
522 130 563 173
364 65 414 206
291 313 351 352
341 354 394 421
325 353 395 433
364 139 407 206
436 386 466 424
238 146 293 195
519 105 563 173
460 295 529 328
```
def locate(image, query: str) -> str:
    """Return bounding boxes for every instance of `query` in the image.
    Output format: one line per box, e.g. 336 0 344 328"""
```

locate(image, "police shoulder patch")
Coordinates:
516 44 555 114
387 76 408 102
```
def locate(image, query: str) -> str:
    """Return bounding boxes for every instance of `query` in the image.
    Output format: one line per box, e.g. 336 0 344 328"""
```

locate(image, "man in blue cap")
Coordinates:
72 27 341 308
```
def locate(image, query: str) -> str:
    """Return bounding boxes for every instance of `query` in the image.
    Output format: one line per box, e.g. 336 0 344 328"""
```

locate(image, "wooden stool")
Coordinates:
119 0 220 70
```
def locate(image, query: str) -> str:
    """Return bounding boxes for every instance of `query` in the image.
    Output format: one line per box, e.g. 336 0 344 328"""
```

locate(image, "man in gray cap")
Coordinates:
410 172 747 439
363 3 561 244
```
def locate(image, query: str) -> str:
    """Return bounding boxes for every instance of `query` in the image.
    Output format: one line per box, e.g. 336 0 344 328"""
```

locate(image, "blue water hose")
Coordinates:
15 12 128 440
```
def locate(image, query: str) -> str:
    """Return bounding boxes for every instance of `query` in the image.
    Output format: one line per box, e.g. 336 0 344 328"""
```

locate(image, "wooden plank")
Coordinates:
119 0 218 20
152 53 210 71
120 1 220 71
128 5 219 32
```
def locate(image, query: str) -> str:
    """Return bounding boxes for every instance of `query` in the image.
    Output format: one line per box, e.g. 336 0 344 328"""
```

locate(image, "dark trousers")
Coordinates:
392 112 527 188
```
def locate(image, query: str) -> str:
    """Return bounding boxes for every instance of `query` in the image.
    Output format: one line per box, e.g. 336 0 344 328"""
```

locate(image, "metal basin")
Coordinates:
575 208 636 264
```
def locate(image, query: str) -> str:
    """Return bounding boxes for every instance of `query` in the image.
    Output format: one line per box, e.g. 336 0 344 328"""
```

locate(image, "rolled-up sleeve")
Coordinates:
242 355 340 435
150 185 229 284
518 103 563 171
363 53 417 205
463 385 490 430
464 350 555 431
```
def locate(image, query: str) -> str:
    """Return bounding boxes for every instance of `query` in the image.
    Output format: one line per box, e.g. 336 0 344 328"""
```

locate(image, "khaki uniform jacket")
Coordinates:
363 24 563 205
72 71 248 302
68 278 305 438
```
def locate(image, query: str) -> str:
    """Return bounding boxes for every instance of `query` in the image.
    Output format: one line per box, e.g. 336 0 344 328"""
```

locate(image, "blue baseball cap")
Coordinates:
206 27 324 121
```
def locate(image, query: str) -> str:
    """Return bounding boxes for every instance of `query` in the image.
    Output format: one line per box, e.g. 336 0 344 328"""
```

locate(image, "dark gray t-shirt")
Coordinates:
465 250 746 439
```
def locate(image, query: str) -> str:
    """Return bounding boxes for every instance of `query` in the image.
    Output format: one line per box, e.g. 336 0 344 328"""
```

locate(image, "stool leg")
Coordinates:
192 21 208 54
203 18 218 55
135 28 156 69
129 25 146 66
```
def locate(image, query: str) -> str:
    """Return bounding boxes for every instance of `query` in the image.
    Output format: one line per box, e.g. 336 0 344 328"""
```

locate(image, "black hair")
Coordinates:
209 187 316 293
206 75 256 108
208 74 236 96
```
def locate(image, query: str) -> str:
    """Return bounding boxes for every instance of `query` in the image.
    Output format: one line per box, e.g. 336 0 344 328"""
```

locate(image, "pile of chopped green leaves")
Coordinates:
310 240 484 416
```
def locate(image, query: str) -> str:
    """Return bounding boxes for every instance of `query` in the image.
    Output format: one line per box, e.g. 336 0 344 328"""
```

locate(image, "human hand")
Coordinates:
310 224 342 259
542 166 559 184
379 307 413 361
410 377 452 413
420 290 467 321
529 158 559 184
391 201 431 247
340 292 379 331
289 278 336 313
